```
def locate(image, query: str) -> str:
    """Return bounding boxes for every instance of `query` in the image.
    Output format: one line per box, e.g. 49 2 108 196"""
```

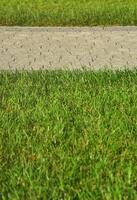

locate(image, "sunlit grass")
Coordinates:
0 0 137 26
0 69 137 199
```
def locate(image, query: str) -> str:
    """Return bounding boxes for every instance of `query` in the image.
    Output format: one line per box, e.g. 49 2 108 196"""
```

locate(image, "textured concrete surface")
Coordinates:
0 26 137 70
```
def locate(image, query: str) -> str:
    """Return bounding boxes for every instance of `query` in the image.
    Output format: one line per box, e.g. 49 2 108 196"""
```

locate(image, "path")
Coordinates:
0 26 137 70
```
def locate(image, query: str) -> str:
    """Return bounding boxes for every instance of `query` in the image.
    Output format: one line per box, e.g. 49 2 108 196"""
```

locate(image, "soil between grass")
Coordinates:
1 26 137 70
0 70 137 199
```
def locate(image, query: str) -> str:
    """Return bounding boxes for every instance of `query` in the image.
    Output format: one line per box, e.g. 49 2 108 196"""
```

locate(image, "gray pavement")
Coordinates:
0 26 137 70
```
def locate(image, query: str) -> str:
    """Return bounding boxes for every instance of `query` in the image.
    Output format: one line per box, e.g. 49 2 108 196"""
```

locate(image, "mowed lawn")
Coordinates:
0 0 137 26
0 70 137 199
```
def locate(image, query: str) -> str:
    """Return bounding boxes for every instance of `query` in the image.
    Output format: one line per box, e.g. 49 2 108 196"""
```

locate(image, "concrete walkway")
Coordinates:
0 26 137 70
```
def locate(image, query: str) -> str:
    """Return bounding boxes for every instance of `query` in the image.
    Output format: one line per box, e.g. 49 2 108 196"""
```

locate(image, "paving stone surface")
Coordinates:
0 26 137 70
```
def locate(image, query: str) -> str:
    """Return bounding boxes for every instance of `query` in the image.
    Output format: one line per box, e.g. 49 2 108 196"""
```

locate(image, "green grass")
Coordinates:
0 0 137 26
0 70 137 199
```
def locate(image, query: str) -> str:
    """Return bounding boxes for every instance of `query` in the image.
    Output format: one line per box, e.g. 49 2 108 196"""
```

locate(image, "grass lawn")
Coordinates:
0 0 137 26
0 70 137 199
